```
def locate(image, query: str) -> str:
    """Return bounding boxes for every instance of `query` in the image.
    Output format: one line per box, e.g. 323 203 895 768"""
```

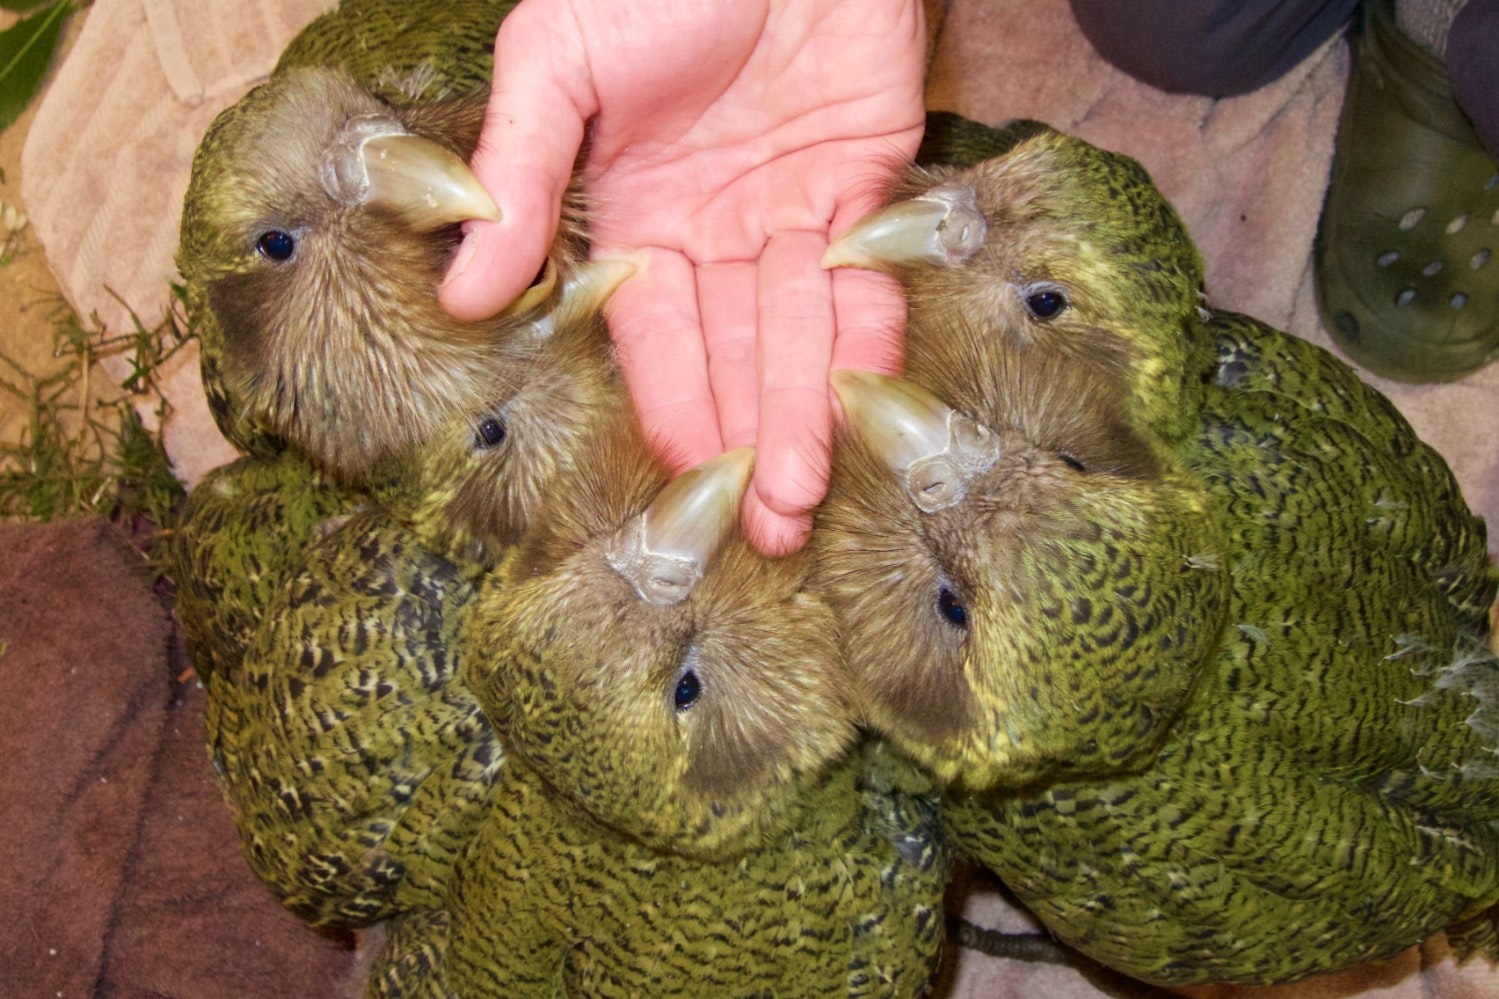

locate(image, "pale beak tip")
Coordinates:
828 368 879 407
819 241 867 271
474 200 502 225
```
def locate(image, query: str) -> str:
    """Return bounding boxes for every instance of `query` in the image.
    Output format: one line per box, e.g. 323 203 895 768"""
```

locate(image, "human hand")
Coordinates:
440 0 927 555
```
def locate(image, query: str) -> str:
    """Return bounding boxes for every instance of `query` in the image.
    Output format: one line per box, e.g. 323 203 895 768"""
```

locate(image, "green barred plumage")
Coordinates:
444 737 950 997
169 0 576 972
438 397 952 995
163 449 361 683
206 507 499 926
200 300 624 937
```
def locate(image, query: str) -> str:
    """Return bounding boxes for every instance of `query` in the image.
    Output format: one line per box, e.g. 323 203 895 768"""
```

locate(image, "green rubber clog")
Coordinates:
1316 0 1499 383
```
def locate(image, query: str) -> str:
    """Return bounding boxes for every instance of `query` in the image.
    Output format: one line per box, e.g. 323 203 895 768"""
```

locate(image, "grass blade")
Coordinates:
0 0 72 133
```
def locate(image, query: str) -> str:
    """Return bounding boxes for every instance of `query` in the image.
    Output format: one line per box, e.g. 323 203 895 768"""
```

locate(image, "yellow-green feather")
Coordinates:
206 507 502 927
819 120 1499 986
164 449 361 682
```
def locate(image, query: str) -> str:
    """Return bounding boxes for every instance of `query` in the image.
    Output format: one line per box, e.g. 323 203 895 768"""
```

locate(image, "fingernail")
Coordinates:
443 232 479 288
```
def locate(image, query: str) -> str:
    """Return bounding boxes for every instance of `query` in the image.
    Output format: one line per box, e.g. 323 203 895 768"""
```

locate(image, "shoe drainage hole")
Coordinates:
1377 250 1400 267
1451 293 1469 309
1474 249 1492 270
1423 260 1445 276
1397 288 1418 306
1332 310 1360 342
1398 208 1427 230
1447 214 1470 235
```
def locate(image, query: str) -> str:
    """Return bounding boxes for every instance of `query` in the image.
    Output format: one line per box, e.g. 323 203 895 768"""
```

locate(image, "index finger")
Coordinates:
440 3 596 321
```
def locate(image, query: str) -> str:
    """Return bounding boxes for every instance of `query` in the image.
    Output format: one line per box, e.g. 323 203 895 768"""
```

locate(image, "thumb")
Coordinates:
440 1 597 321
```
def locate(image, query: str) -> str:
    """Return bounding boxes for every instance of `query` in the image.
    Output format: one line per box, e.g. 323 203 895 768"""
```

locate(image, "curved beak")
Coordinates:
501 257 561 318
606 447 755 605
820 183 987 272
830 370 999 513
325 118 500 229
522 253 644 327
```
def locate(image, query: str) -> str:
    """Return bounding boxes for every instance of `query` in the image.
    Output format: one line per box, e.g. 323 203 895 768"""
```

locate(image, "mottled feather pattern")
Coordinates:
815 314 1234 791
1206 311 1495 625
207 509 503 927
175 0 606 950
164 449 361 683
816 122 1499 986
965 259 1499 980
364 910 454 999
443 749 949 998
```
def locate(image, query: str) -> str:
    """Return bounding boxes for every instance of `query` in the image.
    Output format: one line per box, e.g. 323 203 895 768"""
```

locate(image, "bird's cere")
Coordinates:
322 115 500 227
830 370 999 513
820 183 987 271
606 447 755 605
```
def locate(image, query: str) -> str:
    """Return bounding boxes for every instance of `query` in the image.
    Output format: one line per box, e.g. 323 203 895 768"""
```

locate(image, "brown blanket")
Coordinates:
0 519 355 997
9 0 1499 995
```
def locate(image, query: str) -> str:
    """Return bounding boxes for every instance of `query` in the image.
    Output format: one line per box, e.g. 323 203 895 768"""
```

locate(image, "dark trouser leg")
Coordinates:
1447 0 1499 159
1068 0 1363 96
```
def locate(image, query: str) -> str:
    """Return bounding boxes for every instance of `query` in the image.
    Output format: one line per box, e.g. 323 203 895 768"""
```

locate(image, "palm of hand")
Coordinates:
462 0 926 552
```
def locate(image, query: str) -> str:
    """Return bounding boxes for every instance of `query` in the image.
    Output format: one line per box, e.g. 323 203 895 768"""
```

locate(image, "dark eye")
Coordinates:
1024 287 1067 320
673 669 701 712
475 417 506 449
256 230 296 262
1059 452 1086 473
937 584 968 630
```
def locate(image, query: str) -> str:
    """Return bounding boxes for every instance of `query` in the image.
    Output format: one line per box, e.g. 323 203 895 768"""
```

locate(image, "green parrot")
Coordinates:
167 0 549 690
815 121 1499 985
170 0 620 932
204 269 630 929
438 430 950 997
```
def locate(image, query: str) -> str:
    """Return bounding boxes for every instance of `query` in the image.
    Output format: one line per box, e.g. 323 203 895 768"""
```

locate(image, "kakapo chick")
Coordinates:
435 423 950 997
208 263 631 929
165 0 520 684
176 55 577 480
180 33 630 931
815 121 1499 985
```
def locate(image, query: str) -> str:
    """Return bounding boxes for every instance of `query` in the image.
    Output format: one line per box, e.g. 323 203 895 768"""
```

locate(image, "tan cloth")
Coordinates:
17 0 1499 995
19 0 333 486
